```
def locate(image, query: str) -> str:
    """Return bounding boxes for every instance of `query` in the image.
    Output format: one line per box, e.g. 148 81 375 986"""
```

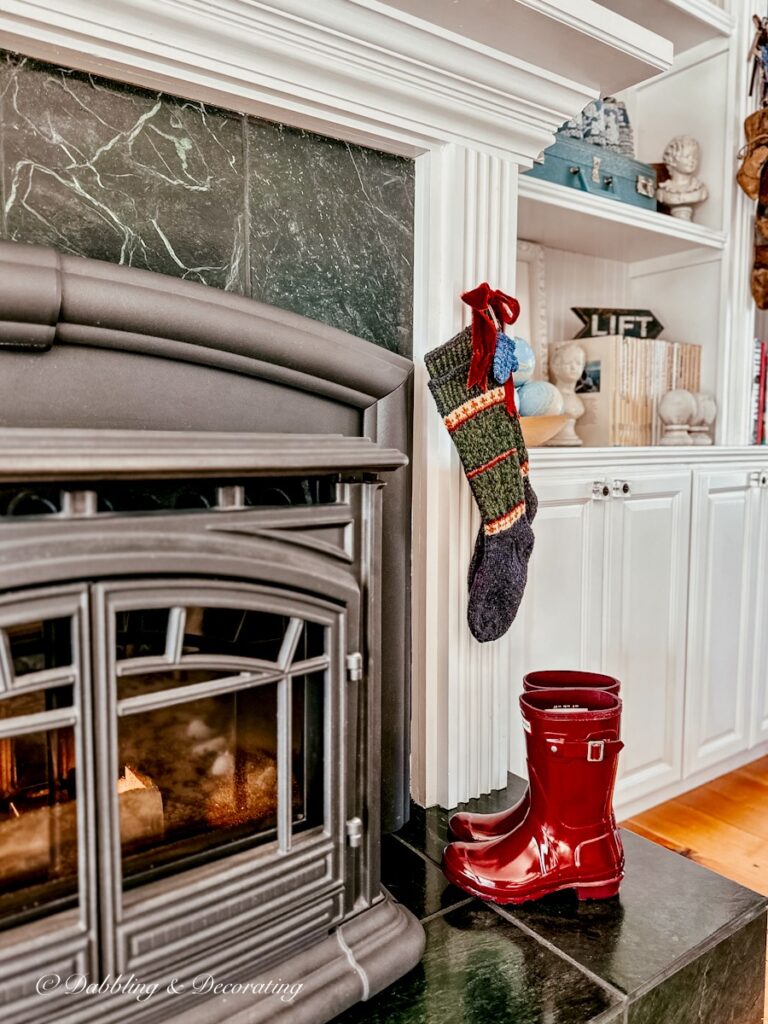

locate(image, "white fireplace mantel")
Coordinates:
0 0 670 161
0 0 673 809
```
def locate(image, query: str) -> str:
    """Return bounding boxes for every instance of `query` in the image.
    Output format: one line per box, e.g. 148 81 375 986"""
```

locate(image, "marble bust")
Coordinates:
689 391 717 445
547 341 586 446
658 388 697 445
656 136 708 221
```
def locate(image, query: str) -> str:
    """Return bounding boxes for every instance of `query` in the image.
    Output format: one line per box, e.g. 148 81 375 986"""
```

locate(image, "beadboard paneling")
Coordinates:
536 245 629 356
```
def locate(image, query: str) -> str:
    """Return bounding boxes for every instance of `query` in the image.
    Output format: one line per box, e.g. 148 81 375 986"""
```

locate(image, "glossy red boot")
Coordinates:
442 688 624 904
448 670 620 841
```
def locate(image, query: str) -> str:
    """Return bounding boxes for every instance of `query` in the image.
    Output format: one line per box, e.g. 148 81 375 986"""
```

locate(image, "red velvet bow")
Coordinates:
461 282 521 415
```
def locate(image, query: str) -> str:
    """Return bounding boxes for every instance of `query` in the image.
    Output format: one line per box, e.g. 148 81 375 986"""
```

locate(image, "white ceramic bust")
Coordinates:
656 136 708 221
547 341 586 447
658 389 697 445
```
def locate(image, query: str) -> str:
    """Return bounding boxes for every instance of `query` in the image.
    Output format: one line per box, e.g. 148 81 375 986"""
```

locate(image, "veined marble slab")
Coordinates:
0 49 414 355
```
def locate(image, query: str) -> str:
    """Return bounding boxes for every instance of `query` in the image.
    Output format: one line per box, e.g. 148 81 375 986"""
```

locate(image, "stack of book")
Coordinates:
751 339 767 445
573 334 701 446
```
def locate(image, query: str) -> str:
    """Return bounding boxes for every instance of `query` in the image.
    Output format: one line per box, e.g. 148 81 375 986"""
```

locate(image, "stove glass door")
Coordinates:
0 589 91 935
111 602 328 884
93 580 346 978
0 575 350 997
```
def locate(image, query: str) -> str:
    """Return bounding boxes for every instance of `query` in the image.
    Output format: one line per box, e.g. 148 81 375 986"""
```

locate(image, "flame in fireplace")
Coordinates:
117 765 155 794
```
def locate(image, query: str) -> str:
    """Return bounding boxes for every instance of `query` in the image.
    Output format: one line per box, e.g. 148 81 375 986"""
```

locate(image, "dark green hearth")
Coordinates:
338 776 768 1024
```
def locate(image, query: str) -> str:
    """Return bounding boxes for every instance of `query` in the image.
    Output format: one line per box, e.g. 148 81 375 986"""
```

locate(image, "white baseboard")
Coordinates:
616 740 768 823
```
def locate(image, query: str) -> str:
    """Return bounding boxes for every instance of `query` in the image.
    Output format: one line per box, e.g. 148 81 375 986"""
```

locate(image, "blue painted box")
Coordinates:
525 136 657 211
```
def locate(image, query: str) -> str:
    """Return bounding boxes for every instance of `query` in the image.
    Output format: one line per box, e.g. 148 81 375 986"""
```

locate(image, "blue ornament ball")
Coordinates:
512 337 536 384
517 380 564 418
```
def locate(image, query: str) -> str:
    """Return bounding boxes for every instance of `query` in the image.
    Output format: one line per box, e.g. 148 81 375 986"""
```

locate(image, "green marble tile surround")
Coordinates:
626 915 767 1024
0 50 414 355
335 900 621 1024
348 776 768 1024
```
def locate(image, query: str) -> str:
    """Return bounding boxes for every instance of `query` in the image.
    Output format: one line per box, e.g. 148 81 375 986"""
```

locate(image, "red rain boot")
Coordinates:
448 670 620 841
442 688 624 904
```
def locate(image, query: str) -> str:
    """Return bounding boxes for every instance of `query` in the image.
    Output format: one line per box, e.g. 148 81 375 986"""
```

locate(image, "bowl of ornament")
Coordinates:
508 337 567 447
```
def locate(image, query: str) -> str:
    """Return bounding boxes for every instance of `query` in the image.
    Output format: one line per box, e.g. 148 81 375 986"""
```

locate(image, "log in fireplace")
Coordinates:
0 243 423 1023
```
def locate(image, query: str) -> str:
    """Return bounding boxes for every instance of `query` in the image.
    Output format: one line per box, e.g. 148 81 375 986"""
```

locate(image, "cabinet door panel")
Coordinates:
605 472 690 807
753 485 768 745
685 469 756 775
506 476 604 775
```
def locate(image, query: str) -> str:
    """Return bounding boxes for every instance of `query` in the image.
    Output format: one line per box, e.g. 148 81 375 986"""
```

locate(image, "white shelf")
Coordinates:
517 175 726 262
375 0 673 93
599 0 734 55
529 446 767 471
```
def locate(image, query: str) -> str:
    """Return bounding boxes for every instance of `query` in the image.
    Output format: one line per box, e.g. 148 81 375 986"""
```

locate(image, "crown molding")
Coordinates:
2 0 605 164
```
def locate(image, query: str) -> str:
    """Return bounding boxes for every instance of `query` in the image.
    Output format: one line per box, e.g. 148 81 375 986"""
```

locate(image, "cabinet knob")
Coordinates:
592 481 611 500
612 479 631 498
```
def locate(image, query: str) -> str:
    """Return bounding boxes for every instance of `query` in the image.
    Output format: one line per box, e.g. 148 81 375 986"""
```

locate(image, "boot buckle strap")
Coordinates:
545 738 622 759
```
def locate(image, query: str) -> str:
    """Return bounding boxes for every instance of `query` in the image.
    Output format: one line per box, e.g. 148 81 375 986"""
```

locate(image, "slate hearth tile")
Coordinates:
246 119 414 356
0 50 247 291
627 911 767 1024
380 833 467 920
394 802 453 866
496 830 768 998
332 900 621 1024
396 774 529 864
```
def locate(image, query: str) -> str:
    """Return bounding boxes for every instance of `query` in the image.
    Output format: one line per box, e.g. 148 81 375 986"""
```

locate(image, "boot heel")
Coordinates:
575 881 620 901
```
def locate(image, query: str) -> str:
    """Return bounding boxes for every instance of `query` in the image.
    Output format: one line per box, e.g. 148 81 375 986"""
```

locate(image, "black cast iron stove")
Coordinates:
0 243 423 1024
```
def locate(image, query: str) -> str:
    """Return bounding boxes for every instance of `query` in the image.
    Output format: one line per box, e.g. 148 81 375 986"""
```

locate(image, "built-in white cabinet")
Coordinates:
603 471 690 806
506 475 604 777
751 470 768 748
510 475 605 675
684 467 758 775
507 466 690 808
513 454 768 817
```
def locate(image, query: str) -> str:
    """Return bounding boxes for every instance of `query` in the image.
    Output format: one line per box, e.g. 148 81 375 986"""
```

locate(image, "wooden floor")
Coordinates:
623 755 768 1021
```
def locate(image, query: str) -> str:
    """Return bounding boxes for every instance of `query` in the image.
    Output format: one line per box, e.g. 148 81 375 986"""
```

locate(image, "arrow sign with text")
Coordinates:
572 308 664 339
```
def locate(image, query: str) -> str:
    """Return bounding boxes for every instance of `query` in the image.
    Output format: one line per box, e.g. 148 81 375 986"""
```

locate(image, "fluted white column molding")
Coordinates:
411 144 519 809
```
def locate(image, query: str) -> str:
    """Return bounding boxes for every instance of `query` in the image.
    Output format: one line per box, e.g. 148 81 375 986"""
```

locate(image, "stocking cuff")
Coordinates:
424 327 472 379
428 369 507 421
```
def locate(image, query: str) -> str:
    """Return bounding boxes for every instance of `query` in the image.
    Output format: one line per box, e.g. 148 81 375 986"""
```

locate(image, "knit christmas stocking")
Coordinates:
468 412 537 588
425 325 536 643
